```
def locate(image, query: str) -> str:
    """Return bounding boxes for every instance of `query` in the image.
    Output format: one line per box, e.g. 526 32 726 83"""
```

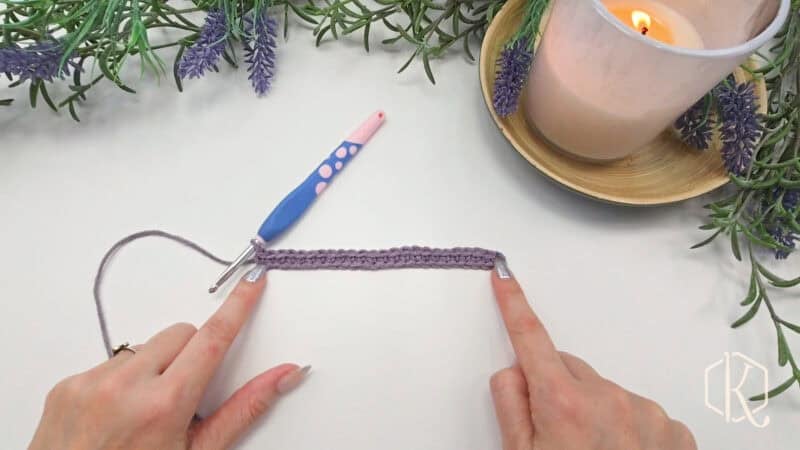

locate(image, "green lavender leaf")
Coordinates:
750 376 797 401
759 264 800 288
778 326 790 366
39 82 58 112
422 52 435 84
732 297 762 328
731 229 743 261
691 229 723 249
67 100 80 122
781 321 800 335
741 271 759 306
173 44 186 93
28 80 39 108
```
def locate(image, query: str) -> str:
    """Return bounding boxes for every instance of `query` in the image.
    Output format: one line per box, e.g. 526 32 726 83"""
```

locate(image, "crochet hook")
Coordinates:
208 110 386 293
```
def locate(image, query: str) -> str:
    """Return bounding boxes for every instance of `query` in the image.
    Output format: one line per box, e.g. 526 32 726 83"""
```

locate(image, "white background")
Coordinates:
2 19 800 449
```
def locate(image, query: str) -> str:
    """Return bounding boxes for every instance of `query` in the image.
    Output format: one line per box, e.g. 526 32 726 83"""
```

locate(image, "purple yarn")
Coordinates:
0 41 75 82
178 8 228 79
243 11 278 96
253 244 500 271
92 230 502 357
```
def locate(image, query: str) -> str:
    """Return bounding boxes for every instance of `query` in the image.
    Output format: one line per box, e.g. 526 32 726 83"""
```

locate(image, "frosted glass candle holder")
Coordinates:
524 0 790 162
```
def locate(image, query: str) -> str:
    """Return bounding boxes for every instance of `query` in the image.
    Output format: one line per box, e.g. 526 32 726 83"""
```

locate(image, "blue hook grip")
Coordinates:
256 141 364 242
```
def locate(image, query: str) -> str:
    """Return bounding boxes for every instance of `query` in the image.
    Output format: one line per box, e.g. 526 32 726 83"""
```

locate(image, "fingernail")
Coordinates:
495 257 513 279
244 265 266 283
277 365 311 394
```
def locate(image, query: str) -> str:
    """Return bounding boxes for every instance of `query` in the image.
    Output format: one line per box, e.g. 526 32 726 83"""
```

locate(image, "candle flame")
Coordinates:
631 10 652 32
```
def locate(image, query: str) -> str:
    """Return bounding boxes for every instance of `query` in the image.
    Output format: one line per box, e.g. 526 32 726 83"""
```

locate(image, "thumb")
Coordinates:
190 363 310 450
490 366 535 450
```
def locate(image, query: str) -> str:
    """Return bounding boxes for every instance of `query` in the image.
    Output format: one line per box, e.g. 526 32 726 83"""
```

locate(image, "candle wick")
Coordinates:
641 26 649 36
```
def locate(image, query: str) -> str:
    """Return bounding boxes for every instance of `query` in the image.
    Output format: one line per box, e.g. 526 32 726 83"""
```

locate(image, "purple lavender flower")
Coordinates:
675 95 714 150
768 188 800 212
716 82 762 176
769 222 797 260
782 189 800 211
493 37 533 117
0 41 74 82
178 9 228 79
243 11 278 96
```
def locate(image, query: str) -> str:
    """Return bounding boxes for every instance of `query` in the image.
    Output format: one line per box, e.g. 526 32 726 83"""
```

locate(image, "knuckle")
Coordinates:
509 313 543 337
542 380 583 424
671 420 698 449
92 377 123 403
551 394 584 426
246 395 272 423
597 382 634 422
172 322 198 335
202 341 225 361
230 282 260 304
159 382 184 406
50 375 84 401
490 368 521 394
140 393 179 423
202 316 237 347
641 398 667 420
560 351 590 369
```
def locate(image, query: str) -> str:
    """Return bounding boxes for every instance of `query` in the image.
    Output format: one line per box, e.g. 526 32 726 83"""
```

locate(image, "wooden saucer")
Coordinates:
479 0 767 206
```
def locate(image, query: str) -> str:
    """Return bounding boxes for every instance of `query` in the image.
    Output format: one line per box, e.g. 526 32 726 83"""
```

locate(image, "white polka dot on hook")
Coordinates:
335 161 343 170
336 147 347 158
349 145 358 155
315 182 328 194
318 164 333 179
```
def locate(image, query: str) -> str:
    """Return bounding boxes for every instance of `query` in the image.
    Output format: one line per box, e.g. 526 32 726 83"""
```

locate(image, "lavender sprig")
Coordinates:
675 95 714 150
769 223 798 260
0 41 75 82
178 9 228 79
694 3 800 403
243 11 278 96
782 189 800 212
492 37 532 117
717 82 763 176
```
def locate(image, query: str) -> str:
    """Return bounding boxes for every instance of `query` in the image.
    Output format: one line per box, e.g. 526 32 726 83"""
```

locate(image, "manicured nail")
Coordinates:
495 257 513 279
244 265 266 283
277 365 311 394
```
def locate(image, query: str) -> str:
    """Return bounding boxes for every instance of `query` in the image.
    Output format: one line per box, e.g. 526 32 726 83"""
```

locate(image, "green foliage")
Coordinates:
1 0 506 118
694 3 800 401
508 0 545 49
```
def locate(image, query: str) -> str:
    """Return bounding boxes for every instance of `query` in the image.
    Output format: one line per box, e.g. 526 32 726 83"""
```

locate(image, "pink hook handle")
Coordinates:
346 110 386 145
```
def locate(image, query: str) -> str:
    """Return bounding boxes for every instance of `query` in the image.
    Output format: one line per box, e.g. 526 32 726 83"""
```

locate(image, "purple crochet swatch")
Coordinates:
253 245 501 271
93 230 503 358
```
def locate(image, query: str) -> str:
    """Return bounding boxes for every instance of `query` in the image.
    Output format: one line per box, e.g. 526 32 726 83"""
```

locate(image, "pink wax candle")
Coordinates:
523 0 789 162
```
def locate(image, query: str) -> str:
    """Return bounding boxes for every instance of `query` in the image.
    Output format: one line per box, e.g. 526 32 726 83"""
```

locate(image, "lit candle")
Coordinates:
604 0 704 49
523 0 713 161
612 9 671 43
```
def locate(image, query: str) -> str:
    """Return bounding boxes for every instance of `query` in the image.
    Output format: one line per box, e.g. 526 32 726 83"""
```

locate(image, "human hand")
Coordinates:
29 266 308 450
489 261 697 450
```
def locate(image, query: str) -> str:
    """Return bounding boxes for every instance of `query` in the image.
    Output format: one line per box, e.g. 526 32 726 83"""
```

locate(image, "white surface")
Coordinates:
2 25 800 449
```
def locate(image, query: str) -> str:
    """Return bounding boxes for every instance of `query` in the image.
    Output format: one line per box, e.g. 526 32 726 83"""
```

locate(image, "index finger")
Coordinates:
165 265 267 403
491 262 567 379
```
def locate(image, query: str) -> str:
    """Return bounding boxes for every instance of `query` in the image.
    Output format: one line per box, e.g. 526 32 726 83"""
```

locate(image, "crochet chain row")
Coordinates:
94 230 502 357
253 244 501 270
